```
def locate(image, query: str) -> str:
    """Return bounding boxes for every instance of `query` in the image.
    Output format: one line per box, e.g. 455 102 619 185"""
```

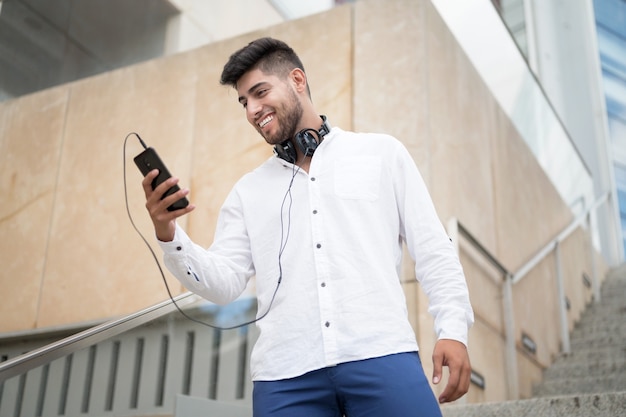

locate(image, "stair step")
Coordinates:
598 290 626 297
599 278 626 286
570 335 626 349
533 374 626 397
577 305 626 318
570 325 626 339
569 337 626 349
554 345 626 360
446 269 626 416
576 308 626 318
544 359 626 379
597 287 626 295
441 391 626 417
573 316 626 325
576 305 626 318
577 316 626 325
548 347 626 366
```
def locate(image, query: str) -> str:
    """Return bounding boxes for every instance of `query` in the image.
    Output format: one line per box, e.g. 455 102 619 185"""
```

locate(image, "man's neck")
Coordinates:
297 155 311 173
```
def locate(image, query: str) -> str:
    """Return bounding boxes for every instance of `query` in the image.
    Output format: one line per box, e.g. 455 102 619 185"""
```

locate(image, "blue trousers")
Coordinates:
252 352 442 417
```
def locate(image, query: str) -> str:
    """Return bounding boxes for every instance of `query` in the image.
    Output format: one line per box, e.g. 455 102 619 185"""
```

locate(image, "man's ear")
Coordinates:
289 68 308 93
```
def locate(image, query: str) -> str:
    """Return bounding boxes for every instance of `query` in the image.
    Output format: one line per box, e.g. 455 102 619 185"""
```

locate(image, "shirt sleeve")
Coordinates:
393 140 474 346
157 188 255 305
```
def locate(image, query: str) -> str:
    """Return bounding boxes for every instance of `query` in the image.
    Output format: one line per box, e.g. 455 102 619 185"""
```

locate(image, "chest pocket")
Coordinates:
334 156 382 201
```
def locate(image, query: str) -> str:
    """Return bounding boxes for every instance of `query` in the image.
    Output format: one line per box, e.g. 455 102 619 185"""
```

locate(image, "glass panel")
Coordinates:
595 0 626 256
594 0 626 39
0 297 256 416
496 0 529 58
432 0 594 218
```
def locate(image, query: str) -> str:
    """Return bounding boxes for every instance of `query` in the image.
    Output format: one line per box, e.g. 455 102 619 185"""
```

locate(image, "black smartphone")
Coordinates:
133 147 189 211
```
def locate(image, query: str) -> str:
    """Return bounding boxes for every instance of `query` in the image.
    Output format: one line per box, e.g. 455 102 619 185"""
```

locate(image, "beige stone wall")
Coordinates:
0 0 603 403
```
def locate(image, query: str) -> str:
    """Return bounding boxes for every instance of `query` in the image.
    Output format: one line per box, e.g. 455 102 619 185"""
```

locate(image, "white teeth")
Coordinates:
259 115 273 128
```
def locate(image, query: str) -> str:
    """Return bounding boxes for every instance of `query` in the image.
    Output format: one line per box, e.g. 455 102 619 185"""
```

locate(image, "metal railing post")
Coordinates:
554 242 571 354
587 212 601 303
502 274 519 400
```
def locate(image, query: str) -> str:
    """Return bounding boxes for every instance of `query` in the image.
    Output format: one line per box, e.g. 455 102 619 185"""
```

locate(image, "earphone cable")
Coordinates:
123 132 287 330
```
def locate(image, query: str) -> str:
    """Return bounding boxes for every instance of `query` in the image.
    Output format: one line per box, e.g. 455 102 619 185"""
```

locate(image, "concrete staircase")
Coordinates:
442 266 626 417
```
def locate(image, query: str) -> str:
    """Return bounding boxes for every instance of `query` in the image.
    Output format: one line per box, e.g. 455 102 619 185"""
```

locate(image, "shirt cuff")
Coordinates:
157 225 186 254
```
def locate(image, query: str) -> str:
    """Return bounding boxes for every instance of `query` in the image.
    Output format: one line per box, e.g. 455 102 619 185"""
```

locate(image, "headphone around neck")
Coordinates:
274 115 331 163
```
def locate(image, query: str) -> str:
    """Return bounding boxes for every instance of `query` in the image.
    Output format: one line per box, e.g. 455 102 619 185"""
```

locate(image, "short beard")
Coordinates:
264 87 303 145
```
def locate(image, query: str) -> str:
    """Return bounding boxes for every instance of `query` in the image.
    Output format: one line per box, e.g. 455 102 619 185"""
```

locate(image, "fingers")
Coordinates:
142 170 187 212
141 169 195 241
438 360 468 403
150 184 189 213
432 339 471 404
141 169 160 198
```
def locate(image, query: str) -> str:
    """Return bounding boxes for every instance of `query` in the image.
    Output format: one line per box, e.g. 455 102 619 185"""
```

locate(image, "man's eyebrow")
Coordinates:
238 82 268 103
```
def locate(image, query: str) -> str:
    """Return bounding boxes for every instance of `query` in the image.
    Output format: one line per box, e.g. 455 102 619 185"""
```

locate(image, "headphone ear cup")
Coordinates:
274 141 297 163
295 130 319 157
275 127 323 163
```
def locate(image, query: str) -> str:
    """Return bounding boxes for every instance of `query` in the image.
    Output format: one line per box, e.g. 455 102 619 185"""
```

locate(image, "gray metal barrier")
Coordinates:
0 299 257 417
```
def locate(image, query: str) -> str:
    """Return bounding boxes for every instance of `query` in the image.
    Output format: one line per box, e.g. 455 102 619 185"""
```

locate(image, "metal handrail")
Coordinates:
449 191 610 400
455 221 511 277
0 291 201 383
512 192 609 285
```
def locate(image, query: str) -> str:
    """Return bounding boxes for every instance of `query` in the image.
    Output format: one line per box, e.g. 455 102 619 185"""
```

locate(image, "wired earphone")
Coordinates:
123 116 331 330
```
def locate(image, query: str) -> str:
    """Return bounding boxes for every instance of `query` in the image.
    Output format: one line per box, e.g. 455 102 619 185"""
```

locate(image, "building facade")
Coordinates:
0 0 621 413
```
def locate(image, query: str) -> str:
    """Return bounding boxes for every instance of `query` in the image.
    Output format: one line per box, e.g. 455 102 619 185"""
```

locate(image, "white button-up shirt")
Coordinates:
159 127 474 381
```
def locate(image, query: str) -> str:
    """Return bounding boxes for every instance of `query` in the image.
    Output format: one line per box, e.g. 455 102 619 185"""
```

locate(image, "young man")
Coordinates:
142 37 474 417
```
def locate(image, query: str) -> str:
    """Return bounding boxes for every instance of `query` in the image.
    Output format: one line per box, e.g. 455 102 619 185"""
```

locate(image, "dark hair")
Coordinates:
220 37 308 92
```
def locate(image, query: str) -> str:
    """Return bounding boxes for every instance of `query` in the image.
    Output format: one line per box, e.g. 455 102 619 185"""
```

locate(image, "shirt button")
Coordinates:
311 177 316 181
176 246 182 251
325 321 330 328
321 282 326 287
316 243 322 249
312 209 318 214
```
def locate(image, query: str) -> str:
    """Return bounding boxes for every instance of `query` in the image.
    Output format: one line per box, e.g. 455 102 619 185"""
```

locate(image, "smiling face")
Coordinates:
236 68 304 146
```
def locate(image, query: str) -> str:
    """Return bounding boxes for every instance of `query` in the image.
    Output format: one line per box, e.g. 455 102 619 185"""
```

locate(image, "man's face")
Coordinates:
236 68 303 145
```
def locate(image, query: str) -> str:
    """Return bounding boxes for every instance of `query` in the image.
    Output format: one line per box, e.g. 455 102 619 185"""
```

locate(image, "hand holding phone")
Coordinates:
134 147 189 211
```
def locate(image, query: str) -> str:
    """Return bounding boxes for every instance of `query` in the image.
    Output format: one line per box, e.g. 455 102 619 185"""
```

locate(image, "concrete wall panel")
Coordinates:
0 87 68 331
36 53 198 327
353 0 430 180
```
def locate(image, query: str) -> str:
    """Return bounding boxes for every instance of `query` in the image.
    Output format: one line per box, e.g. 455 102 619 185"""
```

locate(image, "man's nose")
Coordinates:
246 99 262 120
